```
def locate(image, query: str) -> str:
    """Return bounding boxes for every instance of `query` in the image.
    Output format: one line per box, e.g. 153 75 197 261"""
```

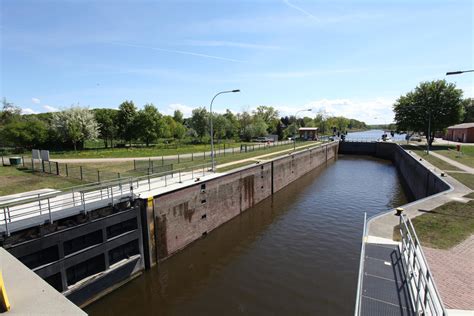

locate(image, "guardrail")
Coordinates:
0 162 212 236
399 213 446 316
353 212 367 316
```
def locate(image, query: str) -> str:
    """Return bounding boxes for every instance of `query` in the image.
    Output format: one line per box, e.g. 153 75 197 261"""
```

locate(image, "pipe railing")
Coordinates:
1 162 212 236
399 213 446 316
353 212 367 316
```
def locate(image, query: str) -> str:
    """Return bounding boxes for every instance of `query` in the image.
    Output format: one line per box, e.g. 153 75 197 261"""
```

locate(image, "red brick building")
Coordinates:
445 123 474 143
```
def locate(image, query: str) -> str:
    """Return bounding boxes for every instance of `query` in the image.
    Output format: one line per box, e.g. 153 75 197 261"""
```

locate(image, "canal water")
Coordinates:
85 155 408 316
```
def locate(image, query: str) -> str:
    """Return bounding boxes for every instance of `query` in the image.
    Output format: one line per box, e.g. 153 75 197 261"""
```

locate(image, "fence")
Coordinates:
0 162 212 236
399 213 446 316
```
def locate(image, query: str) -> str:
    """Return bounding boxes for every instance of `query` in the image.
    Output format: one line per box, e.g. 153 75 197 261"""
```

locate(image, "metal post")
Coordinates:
80 166 83 180
179 170 182 183
72 188 75 206
81 192 86 213
3 208 10 236
178 153 180 164
38 194 42 215
49 161 51 173
161 156 164 166
148 169 151 191
192 152 194 161
133 159 136 171
97 170 100 183
32 158 34 173
42 160 45 173
111 186 114 206
164 174 167 187
151 160 154 174
56 162 59 175
22 156 25 167
47 198 53 223
427 110 431 155
66 163 69 177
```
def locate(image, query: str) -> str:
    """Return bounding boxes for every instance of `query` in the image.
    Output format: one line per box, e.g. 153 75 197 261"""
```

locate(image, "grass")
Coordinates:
393 200 474 249
430 145 474 169
48 142 253 159
216 161 259 172
464 192 474 199
448 172 474 190
0 166 83 196
402 145 462 171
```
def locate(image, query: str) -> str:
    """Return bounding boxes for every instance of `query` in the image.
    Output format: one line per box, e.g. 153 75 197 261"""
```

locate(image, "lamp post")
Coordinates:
209 89 240 172
446 69 474 76
293 108 312 150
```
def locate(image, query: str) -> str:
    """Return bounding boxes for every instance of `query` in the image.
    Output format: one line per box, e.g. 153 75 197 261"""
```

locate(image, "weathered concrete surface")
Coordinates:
0 247 86 315
149 142 339 262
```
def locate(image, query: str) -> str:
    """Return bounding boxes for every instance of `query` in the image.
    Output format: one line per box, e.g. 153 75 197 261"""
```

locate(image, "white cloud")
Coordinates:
283 0 320 22
264 97 396 124
31 97 41 104
165 103 195 117
43 105 59 112
22 108 37 114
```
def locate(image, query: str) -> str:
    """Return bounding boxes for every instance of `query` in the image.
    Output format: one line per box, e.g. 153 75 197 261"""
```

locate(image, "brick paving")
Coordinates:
423 235 474 310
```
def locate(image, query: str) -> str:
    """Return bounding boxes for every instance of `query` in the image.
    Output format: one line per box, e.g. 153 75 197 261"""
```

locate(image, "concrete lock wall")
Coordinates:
146 142 339 263
339 141 450 200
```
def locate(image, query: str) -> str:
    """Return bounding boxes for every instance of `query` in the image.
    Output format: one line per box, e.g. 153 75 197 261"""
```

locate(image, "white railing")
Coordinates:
1 162 212 236
399 213 446 316
353 212 367 316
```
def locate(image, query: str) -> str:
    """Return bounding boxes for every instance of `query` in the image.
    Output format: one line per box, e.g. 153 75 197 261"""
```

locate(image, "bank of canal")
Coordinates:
85 155 409 315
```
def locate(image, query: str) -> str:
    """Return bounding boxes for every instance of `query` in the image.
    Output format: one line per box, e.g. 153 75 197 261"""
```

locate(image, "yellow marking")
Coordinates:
147 197 153 208
0 270 11 312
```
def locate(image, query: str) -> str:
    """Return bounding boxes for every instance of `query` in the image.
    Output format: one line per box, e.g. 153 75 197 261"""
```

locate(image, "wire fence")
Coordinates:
1 139 300 184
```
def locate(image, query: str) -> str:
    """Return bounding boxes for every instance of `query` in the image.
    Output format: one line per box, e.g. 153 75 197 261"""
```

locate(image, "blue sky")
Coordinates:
1 0 473 124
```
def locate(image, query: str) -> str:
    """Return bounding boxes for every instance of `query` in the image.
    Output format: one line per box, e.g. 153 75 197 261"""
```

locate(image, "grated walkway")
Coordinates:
360 243 414 316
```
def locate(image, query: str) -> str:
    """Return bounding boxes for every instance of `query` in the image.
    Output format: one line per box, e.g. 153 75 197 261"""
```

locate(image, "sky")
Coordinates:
1 0 473 124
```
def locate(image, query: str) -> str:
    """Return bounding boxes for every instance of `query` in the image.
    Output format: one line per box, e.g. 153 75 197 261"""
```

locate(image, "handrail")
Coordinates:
399 213 446 316
354 212 367 316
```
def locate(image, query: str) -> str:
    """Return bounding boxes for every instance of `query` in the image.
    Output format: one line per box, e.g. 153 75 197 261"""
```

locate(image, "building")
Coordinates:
298 127 318 140
445 123 474 143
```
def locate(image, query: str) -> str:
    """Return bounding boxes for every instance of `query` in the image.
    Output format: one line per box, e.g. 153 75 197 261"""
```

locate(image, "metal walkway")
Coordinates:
360 243 414 315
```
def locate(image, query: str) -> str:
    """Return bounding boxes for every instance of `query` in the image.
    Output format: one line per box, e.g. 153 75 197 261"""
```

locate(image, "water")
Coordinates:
85 155 408 316
346 129 407 141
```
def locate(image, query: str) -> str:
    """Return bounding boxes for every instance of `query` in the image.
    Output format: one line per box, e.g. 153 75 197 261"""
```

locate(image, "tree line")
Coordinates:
0 99 367 151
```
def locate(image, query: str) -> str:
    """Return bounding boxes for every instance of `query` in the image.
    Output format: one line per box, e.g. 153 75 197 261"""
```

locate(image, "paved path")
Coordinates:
428 151 474 173
423 235 474 310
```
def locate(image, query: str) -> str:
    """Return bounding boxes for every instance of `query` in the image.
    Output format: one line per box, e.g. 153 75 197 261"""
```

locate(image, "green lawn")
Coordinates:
464 192 474 199
448 172 474 190
402 145 462 171
394 200 474 249
0 166 83 196
431 145 474 169
48 142 254 159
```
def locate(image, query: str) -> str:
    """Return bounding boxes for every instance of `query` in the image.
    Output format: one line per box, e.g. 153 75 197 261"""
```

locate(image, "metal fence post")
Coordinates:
80 166 83 180
97 170 101 183
161 156 164 166
65 163 69 177
56 162 59 175
3 208 10 236
22 156 25 167
47 198 53 223
192 152 194 161
179 170 182 183
133 159 136 171
31 158 34 173
151 160 154 174
49 161 52 173
42 160 45 173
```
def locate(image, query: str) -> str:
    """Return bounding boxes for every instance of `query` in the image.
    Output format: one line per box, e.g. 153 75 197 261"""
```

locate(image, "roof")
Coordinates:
447 122 474 129
298 127 319 131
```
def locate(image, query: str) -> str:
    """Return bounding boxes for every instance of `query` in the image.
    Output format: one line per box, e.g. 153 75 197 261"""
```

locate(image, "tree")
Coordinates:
135 104 162 146
173 110 184 124
462 98 474 123
211 114 228 140
1 116 48 148
393 80 464 146
0 98 21 125
94 109 117 148
253 106 280 133
117 101 138 146
189 107 208 141
52 107 99 150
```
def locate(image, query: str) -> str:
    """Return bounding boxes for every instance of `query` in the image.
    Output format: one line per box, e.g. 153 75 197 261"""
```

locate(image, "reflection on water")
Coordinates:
347 129 407 141
85 156 408 316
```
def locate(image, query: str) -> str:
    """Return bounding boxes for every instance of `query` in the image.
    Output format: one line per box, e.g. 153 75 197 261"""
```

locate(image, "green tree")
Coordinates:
393 80 464 146
1 116 48 148
135 104 162 146
212 114 228 140
117 101 138 146
94 109 117 148
189 107 208 141
253 106 280 133
0 98 21 125
52 107 99 150
462 98 474 123
173 110 184 124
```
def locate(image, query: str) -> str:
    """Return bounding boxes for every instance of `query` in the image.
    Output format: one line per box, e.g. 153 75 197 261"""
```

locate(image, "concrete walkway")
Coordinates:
428 151 474 173
367 148 473 312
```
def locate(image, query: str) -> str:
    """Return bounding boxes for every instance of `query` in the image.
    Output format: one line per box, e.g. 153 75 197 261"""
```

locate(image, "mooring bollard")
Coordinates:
396 207 404 216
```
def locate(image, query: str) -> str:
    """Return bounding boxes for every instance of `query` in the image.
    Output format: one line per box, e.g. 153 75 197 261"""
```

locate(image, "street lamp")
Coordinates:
293 108 312 150
209 89 240 172
446 69 474 76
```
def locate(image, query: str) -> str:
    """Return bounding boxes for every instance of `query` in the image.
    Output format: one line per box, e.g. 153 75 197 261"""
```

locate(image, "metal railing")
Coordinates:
0 162 212 236
354 212 367 316
399 213 446 316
